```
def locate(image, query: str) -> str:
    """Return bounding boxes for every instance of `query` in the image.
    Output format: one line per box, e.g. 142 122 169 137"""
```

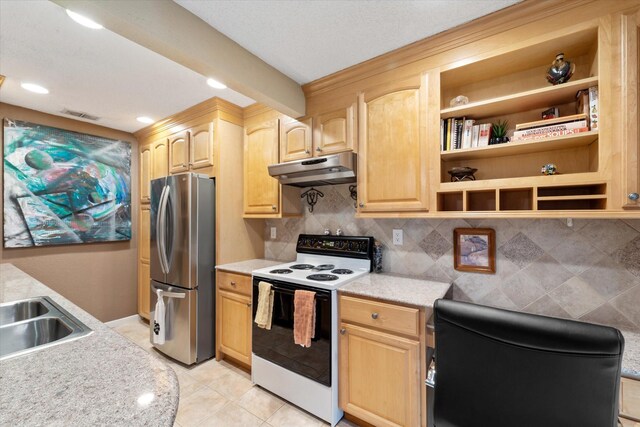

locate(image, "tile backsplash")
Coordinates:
265 184 640 332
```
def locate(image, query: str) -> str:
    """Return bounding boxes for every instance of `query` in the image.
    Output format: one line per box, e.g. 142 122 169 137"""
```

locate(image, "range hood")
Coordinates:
268 152 357 187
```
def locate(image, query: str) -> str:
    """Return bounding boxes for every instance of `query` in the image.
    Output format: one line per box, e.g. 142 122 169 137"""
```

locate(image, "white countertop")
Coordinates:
0 263 179 426
215 259 285 276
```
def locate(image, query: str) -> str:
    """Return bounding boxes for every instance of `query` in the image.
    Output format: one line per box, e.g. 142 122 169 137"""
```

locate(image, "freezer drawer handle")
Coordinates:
162 291 185 299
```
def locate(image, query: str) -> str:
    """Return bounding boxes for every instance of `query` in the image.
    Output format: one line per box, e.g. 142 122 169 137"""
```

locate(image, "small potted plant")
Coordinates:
490 120 509 145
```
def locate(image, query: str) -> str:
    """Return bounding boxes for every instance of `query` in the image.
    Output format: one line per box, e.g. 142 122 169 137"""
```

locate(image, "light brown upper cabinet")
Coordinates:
315 101 357 156
244 119 281 215
622 9 640 209
168 123 215 176
152 138 169 180
357 73 430 213
280 117 312 162
140 143 152 204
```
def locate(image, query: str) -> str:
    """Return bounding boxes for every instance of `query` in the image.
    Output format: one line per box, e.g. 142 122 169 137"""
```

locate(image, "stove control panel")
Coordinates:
296 234 374 260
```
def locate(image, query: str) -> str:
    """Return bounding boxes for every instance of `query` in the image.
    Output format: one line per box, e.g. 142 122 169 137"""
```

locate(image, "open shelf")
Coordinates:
440 130 598 161
467 190 496 211
500 188 533 210
438 192 463 211
441 76 599 120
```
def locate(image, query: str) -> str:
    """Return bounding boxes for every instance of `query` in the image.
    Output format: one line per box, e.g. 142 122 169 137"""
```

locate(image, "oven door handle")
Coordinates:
262 284 330 301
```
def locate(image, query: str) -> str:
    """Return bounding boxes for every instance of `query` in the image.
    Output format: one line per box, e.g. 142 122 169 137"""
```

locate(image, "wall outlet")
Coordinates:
392 229 403 246
270 227 277 239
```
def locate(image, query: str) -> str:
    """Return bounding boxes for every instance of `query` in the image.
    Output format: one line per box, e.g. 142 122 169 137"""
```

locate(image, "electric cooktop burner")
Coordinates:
307 274 339 281
290 264 315 270
331 269 353 275
270 269 293 274
313 264 335 271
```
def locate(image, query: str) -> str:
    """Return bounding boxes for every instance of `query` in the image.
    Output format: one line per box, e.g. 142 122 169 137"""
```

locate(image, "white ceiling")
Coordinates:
0 0 519 134
176 0 520 84
0 0 254 133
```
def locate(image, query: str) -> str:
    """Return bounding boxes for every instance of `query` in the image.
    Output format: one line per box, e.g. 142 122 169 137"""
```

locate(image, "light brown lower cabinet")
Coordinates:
339 295 427 427
216 271 253 367
620 376 640 425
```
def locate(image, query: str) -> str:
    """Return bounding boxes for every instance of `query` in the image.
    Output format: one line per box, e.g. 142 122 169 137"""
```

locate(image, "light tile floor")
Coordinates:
112 317 358 427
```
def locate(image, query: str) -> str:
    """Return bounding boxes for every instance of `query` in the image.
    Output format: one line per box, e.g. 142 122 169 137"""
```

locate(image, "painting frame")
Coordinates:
453 228 496 274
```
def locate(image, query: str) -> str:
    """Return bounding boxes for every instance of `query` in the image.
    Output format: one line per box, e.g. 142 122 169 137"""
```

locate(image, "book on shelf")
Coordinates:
446 118 453 151
440 119 445 151
515 113 587 131
513 119 588 138
455 119 464 149
471 124 480 148
589 86 599 130
477 123 492 147
511 126 589 141
462 119 475 149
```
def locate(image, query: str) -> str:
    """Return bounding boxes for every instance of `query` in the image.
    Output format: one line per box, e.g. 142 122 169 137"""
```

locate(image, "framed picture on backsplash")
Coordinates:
454 228 496 274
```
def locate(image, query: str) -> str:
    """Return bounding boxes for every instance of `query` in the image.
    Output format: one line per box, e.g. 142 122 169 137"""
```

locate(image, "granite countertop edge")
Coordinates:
0 263 179 426
215 258 284 276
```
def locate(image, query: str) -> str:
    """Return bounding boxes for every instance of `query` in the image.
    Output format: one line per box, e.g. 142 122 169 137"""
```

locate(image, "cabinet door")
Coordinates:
140 144 152 203
358 74 429 212
152 139 169 179
244 120 280 214
190 122 215 171
140 206 150 263
339 323 421 427
622 10 640 209
138 261 150 319
168 130 190 174
315 102 356 155
218 289 252 366
280 117 312 162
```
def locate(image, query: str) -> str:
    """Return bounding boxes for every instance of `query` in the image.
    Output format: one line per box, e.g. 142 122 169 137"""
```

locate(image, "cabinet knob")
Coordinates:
339 328 346 335
316 147 322 152
371 312 379 320
305 149 310 154
230 281 236 287
247 303 252 307
272 205 277 210
359 202 365 208
629 193 639 201
182 163 186 168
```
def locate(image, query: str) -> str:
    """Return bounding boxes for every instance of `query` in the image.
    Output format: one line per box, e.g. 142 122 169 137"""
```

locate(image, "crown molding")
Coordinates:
302 0 598 97
134 96 243 140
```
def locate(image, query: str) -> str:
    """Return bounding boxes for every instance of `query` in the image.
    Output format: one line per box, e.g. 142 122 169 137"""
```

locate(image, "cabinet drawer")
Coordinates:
340 295 420 337
217 271 252 296
621 377 640 421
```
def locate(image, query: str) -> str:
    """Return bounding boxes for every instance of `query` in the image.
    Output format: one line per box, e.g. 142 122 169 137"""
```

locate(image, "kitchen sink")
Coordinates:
0 297 92 360
0 300 49 325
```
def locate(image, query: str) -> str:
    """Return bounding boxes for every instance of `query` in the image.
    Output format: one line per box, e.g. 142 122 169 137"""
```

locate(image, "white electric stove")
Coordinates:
251 234 375 426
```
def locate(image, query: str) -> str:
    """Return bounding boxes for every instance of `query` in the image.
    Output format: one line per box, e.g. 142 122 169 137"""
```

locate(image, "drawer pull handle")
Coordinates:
230 281 236 286
339 328 346 335
371 312 379 320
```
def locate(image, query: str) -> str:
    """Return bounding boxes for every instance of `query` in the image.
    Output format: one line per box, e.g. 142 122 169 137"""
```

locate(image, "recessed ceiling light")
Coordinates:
207 78 227 90
136 116 154 124
21 83 49 94
66 9 103 30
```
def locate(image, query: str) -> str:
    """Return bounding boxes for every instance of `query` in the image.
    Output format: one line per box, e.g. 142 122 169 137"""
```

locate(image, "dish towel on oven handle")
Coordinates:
294 290 316 348
255 281 274 330
153 289 166 345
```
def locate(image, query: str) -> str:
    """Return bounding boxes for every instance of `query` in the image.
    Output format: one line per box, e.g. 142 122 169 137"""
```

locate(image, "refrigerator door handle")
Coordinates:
157 185 170 273
162 291 185 299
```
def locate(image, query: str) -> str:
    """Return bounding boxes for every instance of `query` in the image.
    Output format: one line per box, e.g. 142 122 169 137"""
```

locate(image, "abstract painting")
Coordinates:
3 119 131 247
453 228 496 274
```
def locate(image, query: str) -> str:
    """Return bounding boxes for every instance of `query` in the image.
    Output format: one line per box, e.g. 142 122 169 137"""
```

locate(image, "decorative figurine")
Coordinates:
448 167 478 182
546 53 575 85
449 95 469 107
541 163 558 175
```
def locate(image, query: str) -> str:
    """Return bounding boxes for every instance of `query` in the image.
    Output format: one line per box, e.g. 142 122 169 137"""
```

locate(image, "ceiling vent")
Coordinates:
61 109 100 121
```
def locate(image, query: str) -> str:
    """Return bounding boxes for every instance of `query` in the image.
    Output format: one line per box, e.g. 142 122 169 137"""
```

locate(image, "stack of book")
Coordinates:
441 117 492 151
511 113 589 142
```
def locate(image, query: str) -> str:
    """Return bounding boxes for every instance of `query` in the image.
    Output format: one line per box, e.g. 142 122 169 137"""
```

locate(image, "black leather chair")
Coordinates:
431 299 625 427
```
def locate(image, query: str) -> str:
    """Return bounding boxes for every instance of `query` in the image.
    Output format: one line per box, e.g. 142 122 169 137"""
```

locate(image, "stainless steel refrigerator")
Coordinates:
149 172 215 365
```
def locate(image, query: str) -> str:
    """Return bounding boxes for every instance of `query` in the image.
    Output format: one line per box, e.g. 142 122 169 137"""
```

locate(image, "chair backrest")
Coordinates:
433 299 624 427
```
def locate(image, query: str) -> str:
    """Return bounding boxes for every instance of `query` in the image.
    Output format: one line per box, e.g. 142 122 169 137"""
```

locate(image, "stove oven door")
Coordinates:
252 277 332 387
